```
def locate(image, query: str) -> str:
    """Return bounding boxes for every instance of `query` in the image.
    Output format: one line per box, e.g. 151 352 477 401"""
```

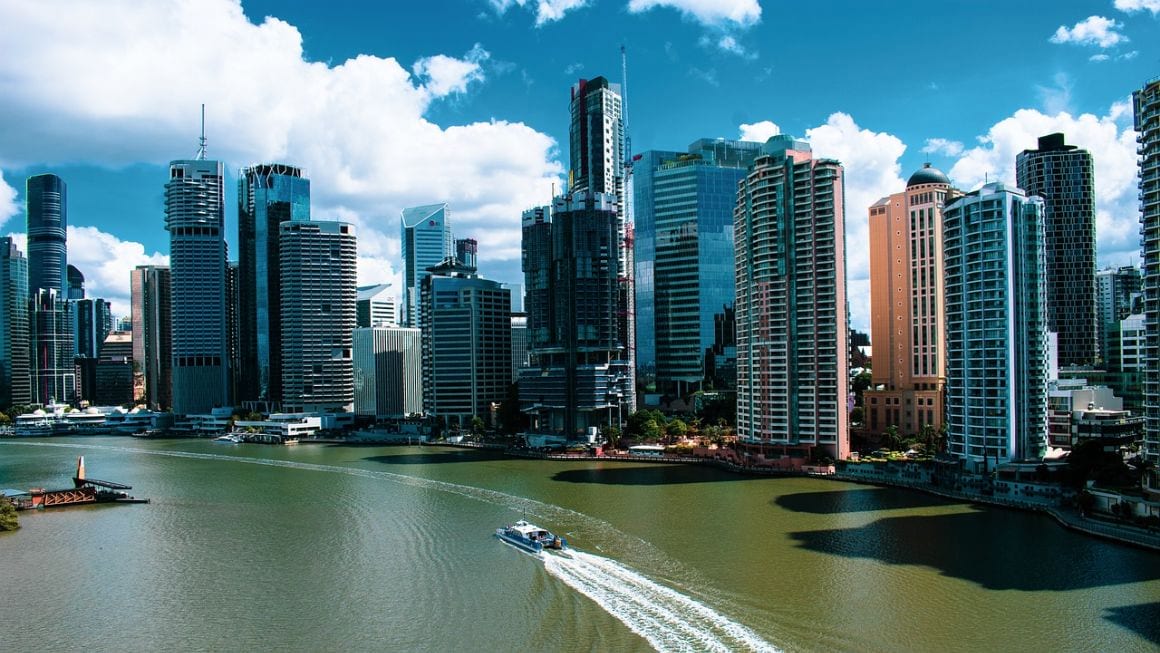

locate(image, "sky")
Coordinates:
0 0 1157 332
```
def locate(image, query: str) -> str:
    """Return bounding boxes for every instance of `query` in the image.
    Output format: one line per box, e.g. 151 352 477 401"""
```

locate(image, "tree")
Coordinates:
0 497 19 532
601 425 622 449
470 416 485 439
665 419 688 441
850 406 864 425
851 371 873 406
0 412 10 426
882 425 901 451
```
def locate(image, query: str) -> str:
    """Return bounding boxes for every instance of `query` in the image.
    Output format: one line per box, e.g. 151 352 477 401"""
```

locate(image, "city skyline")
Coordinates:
0 1 1157 331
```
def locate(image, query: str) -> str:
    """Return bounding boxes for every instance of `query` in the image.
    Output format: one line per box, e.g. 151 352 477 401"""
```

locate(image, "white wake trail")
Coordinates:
543 550 779 653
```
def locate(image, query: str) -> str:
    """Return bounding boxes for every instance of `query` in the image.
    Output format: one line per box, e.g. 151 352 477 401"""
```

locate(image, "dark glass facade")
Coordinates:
237 163 310 405
1 237 30 408
1016 133 1098 367
25 173 67 295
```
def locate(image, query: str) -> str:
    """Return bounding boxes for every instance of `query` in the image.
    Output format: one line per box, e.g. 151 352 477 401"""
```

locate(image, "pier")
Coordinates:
8 456 149 511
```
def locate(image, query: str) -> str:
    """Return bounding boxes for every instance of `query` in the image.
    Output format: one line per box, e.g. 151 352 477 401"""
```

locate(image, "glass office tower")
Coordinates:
237 163 310 406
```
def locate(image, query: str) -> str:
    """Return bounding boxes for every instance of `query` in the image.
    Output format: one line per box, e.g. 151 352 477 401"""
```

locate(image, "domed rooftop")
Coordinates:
907 163 950 188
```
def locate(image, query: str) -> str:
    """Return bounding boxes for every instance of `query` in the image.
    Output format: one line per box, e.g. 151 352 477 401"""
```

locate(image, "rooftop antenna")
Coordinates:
195 103 207 160
621 45 632 167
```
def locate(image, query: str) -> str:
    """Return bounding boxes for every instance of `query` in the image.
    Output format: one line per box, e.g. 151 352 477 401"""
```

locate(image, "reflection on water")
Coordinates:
3 439 1160 653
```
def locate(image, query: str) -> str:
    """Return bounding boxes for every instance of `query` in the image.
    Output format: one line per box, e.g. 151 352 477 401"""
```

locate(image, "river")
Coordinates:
1 437 1158 652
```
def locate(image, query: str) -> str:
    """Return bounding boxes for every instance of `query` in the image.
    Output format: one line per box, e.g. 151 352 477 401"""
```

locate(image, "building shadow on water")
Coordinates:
788 510 1160 591
774 487 963 514
552 464 758 485
361 450 504 465
1104 602 1160 646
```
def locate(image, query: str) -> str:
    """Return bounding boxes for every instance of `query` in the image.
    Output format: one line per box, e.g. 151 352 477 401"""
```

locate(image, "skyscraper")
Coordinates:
401 203 452 328
237 163 311 405
943 182 1048 465
166 147 230 414
25 173 67 295
865 164 958 437
569 76 634 409
629 148 682 384
734 135 849 461
421 258 512 430
456 238 477 269
1016 133 1098 367
1 237 30 408
353 326 422 419
356 284 397 328
28 288 75 405
66 264 84 299
519 193 634 439
131 265 172 410
1135 77 1160 493
633 138 762 397
93 332 134 406
73 297 112 402
279 221 357 413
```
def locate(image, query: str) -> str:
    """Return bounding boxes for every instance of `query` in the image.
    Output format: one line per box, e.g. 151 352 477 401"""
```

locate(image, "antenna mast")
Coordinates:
621 45 631 166
196 103 207 160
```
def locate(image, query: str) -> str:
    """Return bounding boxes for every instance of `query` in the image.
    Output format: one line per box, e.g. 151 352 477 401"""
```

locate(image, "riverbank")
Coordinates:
437 440 1160 552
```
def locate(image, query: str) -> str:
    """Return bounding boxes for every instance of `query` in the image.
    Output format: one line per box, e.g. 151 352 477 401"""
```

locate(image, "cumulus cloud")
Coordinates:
1114 0 1160 15
488 0 589 25
0 171 17 230
804 113 908 333
736 113 907 331
1049 16 1128 48
0 0 564 306
922 138 964 157
738 120 779 142
627 0 761 28
3 227 167 317
412 44 489 97
947 100 1140 265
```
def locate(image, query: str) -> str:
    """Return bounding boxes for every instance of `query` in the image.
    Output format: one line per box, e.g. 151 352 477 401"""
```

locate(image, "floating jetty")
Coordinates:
6 456 149 511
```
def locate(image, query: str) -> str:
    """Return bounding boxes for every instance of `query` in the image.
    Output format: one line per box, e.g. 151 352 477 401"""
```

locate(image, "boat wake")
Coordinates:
4 441 779 651
543 549 779 653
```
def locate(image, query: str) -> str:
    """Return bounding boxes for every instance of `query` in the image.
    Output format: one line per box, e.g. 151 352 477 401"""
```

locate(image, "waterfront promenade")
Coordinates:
440 440 1160 552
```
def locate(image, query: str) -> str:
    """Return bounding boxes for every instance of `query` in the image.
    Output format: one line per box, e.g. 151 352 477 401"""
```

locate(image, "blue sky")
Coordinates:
0 0 1157 330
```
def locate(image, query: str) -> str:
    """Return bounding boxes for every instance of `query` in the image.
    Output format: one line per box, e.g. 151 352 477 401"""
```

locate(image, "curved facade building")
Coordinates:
1016 133 1098 368
166 158 230 415
943 183 1048 465
26 173 67 295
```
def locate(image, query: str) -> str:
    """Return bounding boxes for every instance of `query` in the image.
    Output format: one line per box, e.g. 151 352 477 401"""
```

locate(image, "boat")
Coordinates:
212 433 244 444
495 520 567 554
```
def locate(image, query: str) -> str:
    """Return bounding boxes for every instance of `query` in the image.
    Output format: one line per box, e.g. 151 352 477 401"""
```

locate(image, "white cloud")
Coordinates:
738 120 779 142
0 171 18 230
1090 53 1111 62
922 138 964 157
3 227 167 318
736 113 907 331
412 44 489 97
1114 0 1160 15
707 34 757 58
1049 16 1128 48
1120 50 1139 60
488 0 589 26
627 0 761 28
947 101 1140 266
0 0 563 296
803 116 908 331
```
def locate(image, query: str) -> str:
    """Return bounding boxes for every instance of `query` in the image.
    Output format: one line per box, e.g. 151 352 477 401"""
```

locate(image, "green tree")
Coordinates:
851 370 873 406
0 497 19 532
0 412 10 426
470 416 485 439
665 419 688 441
601 425 622 449
882 425 900 451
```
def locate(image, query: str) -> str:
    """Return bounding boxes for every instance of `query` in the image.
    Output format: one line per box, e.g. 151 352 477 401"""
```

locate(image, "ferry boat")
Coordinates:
212 433 245 444
495 520 567 554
